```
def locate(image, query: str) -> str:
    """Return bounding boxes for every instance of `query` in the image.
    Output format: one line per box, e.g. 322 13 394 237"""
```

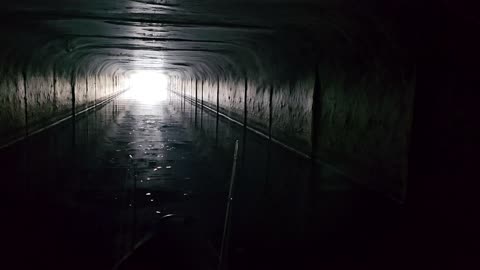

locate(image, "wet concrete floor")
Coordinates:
1 91 404 269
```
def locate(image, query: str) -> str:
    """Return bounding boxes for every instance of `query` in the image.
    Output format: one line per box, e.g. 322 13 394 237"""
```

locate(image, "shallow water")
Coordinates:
0 91 403 269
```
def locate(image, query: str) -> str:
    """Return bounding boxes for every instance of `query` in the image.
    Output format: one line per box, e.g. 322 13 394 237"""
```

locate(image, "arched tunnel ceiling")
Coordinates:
2 0 414 78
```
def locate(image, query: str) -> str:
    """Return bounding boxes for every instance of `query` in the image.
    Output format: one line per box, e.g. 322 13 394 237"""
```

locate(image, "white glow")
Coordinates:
124 71 168 104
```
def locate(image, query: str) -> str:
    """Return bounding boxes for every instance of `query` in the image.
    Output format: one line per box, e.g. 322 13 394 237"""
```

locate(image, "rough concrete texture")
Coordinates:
26 72 57 132
172 74 314 152
1 0 421 199
272 75 314 153
171 61 414 199
246 79 270 135
75 73 88 112
164 1 418 199
218 77 246 122
203 80 217 109
55 71 75 121
0 66 126 146
0 71 26 143
316 56 415 196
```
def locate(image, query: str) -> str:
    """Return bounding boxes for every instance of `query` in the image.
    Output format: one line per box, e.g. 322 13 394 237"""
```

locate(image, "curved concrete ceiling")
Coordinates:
1 0 413 80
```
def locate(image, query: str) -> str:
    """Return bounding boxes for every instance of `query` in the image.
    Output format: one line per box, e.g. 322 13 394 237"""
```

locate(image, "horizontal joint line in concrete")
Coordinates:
0 89 127 151
175 91 311 160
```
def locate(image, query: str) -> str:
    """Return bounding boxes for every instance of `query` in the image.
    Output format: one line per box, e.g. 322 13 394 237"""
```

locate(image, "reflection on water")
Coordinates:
0 91 403 270
0 92 231 269
171 92 405 269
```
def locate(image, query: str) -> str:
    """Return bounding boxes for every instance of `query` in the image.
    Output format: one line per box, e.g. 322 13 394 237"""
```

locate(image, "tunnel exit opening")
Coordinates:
124 70 168 104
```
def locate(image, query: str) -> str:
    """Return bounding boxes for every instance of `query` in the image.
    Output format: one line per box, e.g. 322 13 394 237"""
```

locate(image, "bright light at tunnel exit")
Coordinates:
125 71 168 103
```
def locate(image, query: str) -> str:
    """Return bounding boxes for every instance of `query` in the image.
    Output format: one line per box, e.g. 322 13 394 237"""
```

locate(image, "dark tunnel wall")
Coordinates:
170 6 416 200
0 33 127 147
0 61 126 146
0 0 419 200
314 43 415 197
1 1 479 266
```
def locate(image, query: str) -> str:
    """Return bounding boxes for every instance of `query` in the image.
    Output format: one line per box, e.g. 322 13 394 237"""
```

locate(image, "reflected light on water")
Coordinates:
123 71 168 104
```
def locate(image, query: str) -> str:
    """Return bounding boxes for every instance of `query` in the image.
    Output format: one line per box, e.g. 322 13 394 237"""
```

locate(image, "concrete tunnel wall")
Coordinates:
169 22 416 200
0 0 419 201
1 2 479 265
0 48 128 147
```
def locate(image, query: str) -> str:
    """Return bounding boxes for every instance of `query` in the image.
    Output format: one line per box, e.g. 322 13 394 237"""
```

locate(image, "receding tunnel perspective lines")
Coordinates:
1 1 478 270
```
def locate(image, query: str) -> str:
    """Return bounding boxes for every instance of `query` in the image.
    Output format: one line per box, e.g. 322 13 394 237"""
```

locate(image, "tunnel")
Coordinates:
0 0 478 269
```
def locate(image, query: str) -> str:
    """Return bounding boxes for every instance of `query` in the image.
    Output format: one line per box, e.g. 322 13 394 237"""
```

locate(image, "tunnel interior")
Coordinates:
1 0 479 269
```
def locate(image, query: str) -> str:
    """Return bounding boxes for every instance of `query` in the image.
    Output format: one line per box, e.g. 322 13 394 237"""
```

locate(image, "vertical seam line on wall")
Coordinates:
0 86 124 151
22 70 29 136
177 90 310 159
71 71 76 117
269 84 273 140
216 77 220 135
86 76 89 108
195 79 198 125
94 76 97 107
241 76 248 165
217 77 220 115
53 65 57 112
244 77 248 127
243 77 248 154
265 83 274 198
311 63 321 160
201 80 204 128
173 85 402 203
